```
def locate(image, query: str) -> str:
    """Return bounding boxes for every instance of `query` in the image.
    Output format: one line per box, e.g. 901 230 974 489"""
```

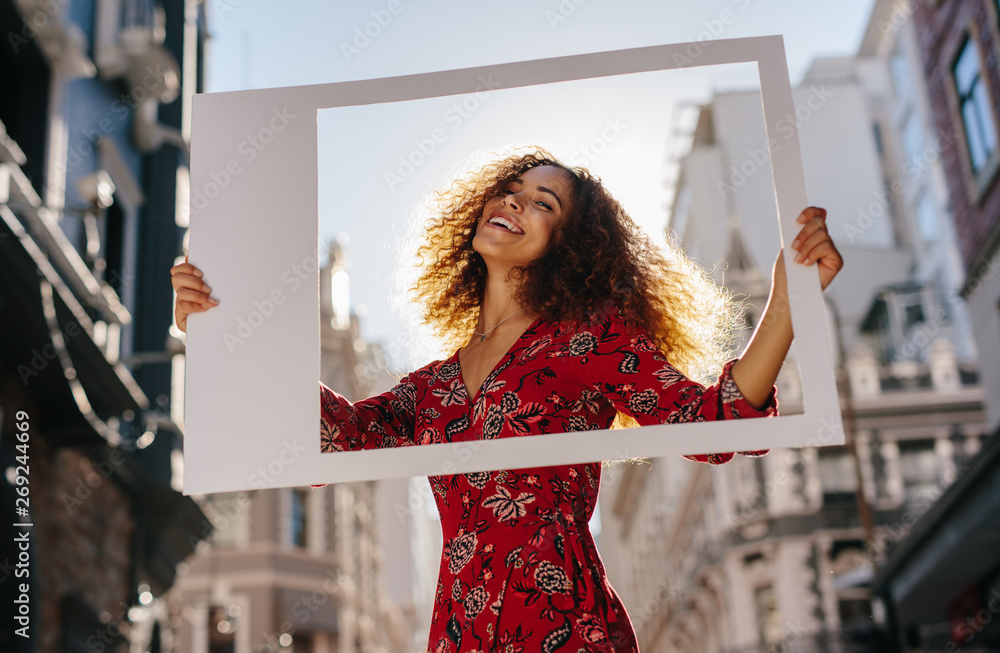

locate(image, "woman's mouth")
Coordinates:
487 212 524 234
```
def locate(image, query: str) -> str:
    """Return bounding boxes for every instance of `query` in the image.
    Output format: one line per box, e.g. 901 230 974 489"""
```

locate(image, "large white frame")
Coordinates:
184 35 843 495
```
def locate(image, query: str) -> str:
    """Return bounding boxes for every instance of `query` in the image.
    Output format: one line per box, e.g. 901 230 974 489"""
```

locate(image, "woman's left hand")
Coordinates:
775 206 843 293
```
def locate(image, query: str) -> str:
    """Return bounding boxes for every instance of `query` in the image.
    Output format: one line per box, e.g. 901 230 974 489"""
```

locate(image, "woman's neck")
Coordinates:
478 267 529 330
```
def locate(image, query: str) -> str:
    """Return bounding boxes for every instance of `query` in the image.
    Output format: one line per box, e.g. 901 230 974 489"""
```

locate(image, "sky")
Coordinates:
204 0 877 368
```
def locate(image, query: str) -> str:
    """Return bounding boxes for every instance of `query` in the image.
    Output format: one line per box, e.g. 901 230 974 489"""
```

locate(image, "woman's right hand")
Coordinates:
170 257 218 332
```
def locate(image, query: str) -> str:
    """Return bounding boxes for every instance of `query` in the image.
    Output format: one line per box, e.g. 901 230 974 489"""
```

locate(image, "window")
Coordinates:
901 111 924 169
872 122 885 156
839 598 874 629
818 449 857 493
754 585 784 646
915 190 938 241
208 605 235 653
904 300 926 329
203 494 245 548
291 488 308 548
953 37 998 174
890 43 910 100
898 440 940 509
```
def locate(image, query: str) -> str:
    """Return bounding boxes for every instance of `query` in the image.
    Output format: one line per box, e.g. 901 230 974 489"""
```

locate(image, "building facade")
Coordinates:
872 1 1000 651
909 0 1000 434
597 2 990 650
0 0 210 651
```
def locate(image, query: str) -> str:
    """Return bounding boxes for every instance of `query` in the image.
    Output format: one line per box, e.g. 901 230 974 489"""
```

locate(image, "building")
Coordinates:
872 1 1000 651
905 0 1000 434
0 0 210 651
173 242 433 653
596 2 990 650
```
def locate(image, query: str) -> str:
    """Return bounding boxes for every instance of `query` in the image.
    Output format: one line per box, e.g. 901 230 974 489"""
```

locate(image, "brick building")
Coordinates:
909 0 1000 431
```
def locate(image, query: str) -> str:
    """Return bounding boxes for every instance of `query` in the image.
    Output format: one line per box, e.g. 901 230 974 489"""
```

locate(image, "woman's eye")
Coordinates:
536 200 552 210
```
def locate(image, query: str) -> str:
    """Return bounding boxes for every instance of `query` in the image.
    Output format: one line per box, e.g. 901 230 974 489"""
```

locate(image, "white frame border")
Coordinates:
184 35 843 494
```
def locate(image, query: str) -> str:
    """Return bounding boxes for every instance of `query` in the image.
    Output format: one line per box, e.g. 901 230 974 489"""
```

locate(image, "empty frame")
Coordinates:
184 35 843 494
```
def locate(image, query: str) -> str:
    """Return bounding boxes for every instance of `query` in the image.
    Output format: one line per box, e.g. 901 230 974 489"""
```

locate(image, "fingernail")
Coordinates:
203 284 212 293
195 270 203 277
210 298 219 305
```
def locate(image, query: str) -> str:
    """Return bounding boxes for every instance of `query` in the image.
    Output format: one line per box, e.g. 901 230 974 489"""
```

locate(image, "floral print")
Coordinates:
482 487 536 523
320 305 777 651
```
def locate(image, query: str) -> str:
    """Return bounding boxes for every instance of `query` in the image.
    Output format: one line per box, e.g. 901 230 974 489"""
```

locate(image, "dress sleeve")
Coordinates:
584 307 777 465
319 372 419 453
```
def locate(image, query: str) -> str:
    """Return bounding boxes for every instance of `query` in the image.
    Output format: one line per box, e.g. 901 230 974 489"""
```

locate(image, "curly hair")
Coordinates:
410 147 746 386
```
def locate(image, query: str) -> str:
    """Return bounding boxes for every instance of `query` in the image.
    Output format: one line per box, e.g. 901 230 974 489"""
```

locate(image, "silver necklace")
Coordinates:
473 308 526 342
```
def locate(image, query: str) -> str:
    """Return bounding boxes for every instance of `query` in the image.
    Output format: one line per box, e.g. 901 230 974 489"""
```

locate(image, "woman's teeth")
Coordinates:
489 217 522 233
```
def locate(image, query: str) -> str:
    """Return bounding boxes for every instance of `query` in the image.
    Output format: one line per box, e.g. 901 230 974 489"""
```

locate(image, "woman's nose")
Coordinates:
502 192 522 211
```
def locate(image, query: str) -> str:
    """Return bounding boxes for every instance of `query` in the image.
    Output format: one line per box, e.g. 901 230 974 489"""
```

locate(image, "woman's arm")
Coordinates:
730 207 843 409
320 376 420 452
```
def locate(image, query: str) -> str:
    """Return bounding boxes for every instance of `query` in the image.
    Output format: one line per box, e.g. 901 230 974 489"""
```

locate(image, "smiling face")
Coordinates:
472 165 576 269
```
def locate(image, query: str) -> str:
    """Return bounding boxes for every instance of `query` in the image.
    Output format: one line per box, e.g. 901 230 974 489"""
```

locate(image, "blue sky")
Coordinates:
204 0 876 366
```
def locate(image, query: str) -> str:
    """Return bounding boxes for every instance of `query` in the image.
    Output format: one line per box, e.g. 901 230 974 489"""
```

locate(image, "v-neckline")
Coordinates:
455 316 544 403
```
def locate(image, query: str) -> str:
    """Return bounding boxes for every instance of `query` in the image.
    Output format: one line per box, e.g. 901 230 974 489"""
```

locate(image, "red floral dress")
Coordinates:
319 306 777 652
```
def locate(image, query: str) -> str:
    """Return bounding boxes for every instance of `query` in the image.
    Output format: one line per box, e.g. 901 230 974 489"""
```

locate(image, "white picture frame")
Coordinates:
183 34 843 495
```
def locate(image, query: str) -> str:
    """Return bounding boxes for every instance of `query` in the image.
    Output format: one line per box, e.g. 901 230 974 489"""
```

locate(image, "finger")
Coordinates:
176 288 218 306
794 230 832 263
791 222 823 250
792 208 828 246
171 273 211 294
176 300 215 316
796 206 827 224
170 262 204 278
800 239 843 268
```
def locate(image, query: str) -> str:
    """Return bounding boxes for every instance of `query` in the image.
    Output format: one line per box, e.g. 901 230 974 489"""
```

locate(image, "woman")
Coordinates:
171 149 842 652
